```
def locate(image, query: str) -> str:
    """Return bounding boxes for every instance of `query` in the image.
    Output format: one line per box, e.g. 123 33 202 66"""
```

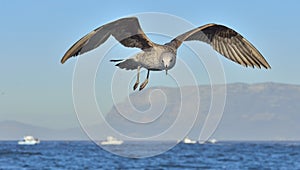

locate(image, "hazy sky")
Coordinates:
1 0 299 129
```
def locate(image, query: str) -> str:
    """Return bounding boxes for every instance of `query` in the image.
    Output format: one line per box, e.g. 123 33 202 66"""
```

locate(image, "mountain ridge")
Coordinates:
1 82 300 141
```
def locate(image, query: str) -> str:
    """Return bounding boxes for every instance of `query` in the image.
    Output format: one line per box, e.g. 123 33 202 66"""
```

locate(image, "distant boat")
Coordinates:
183 137 196 144
100 136 123 145
198 140 206 144
208 138 217 144
198 138 218 144
18 136 40 145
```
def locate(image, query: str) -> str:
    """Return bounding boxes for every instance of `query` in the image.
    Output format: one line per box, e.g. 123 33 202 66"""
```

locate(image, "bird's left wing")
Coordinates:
166 24 271 69
61 17 154 64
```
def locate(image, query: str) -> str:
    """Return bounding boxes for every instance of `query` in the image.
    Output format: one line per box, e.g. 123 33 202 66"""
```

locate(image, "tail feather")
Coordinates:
110 59 124 62
113 58 139 70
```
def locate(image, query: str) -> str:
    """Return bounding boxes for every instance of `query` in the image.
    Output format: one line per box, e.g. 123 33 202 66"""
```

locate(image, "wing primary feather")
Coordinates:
230 37 255 67
232 43 253 68
227 43 246 66
240 38 270 69
219 42 230 60
225 43 239 64
235 40 261 68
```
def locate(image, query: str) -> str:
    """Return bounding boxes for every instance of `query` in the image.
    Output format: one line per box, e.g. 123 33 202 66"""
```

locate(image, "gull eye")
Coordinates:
170 59 173 62
162 60 164 63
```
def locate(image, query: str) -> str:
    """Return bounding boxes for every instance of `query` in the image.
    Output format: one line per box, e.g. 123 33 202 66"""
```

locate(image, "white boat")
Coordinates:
183 137 196 144
198 140 206 144
199 138 218 144
100 136 123 145
208 138 217 144
18 136 40 145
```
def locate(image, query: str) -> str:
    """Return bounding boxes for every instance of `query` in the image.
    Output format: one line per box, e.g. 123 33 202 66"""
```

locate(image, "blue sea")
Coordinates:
1 141 300 169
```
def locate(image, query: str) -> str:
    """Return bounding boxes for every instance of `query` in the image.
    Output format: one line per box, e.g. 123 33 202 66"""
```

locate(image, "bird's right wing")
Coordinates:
61 17 154 64
166 24 271 69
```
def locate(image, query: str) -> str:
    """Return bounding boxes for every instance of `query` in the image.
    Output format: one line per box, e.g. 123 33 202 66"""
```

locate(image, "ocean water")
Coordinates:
1 141 300 169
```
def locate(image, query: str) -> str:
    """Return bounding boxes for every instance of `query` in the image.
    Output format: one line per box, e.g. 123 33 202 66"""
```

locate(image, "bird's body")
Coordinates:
61 17 271 90
116 45 176 71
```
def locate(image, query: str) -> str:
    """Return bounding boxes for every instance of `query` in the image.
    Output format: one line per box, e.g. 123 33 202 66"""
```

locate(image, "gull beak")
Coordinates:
165 65 168 75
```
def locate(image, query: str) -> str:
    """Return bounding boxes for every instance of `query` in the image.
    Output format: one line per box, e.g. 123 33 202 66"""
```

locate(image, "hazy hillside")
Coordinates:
215 83 300 140
0 120 87 140
1 83 300 141
106 82 300 141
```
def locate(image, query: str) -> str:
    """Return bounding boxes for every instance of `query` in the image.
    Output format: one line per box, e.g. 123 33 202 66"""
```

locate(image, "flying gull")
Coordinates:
61 17 271 90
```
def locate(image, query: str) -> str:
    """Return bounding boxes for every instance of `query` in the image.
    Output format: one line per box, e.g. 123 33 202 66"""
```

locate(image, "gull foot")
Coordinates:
139 79 148 91
133 82 139 91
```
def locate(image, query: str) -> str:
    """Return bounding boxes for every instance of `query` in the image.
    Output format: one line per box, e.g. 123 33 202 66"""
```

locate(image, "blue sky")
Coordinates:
0 0 300 129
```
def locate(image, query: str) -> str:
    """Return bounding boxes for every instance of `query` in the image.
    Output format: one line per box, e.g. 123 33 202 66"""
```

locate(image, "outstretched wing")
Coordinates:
166 24 271 69
61 17 154 64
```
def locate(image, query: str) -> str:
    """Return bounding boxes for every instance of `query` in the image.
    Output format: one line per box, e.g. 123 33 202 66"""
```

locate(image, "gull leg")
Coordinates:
133 66 141 91
139 70 150 91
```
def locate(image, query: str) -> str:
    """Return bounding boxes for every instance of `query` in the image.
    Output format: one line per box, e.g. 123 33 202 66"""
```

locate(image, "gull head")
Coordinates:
161 52 176 75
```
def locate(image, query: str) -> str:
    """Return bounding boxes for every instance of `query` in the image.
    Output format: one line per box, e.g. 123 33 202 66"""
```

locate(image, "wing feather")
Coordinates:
219 41 230 61
61 17 154 64
226 43 239 65
167 24 271 69
234 38 258 68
